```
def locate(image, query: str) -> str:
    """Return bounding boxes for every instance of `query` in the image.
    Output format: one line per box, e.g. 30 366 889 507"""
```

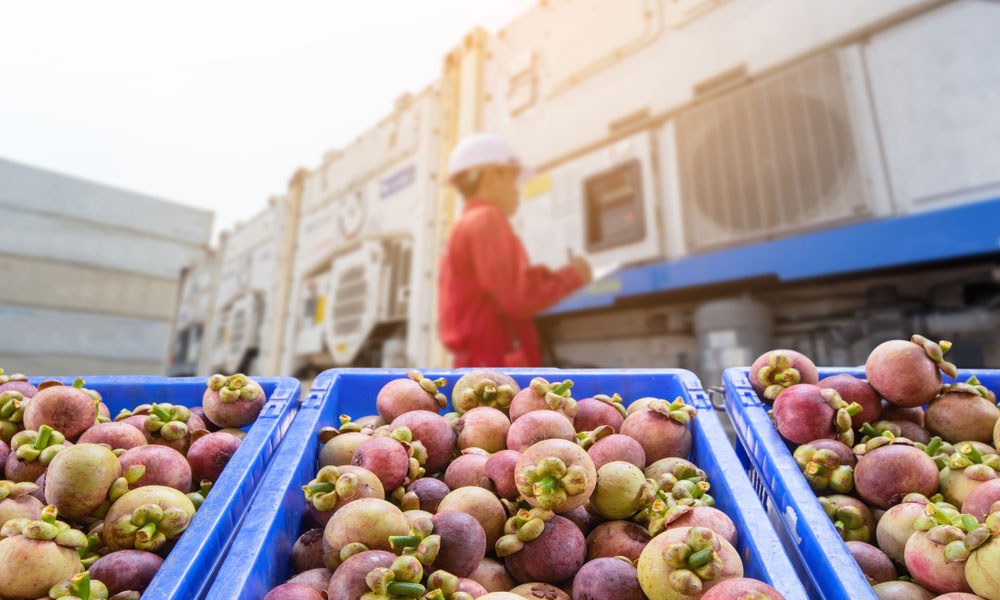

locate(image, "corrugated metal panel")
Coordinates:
2 207 204 278
0 253 178 320
0 354 163 377
0 304 170 364
0 157 212 246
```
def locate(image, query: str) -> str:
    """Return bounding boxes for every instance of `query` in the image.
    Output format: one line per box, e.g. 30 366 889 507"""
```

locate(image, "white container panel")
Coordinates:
481 0 932 170
3 208 205 279
0 304 170 363
0 158 211 246
0 253 178 321
864 0 1000 212
0 353 164 377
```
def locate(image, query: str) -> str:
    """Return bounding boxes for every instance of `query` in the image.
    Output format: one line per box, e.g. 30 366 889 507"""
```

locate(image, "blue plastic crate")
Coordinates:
723 366 1000 600
25 375 301 600
206 368 811 600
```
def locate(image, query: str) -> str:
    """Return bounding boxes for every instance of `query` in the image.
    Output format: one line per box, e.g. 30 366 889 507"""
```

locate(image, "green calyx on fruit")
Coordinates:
913 437 952 470
495 507 555 557
457 378 517 413
49 570 109 600
187 480 213 510
0 390 27 431
591 393 627 418
322 542 371 570
362 555 425 600
515 456 591 510
11 424 66 464
0 368 29 384
912 502 990 562
1 505 88 547
660 527 724 595
941 376 997 403
635 465 713 523
645 397 697 425
858 421 902 445
646 498 697 536
207 373 262 404
819 388 862 447
143 403 192 440
793 445 854 494
757 353 802 400
911 334 959 379
575 425 614 449
819 498 869 542
303 466 362 512
77 528 105 568
87 465 148 519
109 502 192 552
420 570 475 600
0 479 38 500
528 378 578 418
405 370 449 410
946 442 1000 472
318 415 376 442
389 517 442 566
854 431 921 457
376 427 427 483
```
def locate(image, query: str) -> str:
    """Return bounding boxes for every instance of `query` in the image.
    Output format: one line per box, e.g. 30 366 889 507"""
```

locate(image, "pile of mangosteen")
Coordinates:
0 369 265 599
266 369 789 600
751 335 1000 600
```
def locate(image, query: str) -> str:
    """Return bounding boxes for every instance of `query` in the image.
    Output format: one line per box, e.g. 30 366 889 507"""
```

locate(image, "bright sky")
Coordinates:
0 1 535 242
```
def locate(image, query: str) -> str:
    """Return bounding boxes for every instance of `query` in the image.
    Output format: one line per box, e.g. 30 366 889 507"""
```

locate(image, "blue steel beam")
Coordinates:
547 196 1000 315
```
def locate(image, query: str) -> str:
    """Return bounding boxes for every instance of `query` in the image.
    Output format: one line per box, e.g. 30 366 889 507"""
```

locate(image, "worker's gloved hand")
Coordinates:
569 255 592 286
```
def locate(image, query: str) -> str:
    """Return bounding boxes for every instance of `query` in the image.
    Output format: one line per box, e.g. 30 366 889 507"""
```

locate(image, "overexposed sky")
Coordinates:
0 0 534 242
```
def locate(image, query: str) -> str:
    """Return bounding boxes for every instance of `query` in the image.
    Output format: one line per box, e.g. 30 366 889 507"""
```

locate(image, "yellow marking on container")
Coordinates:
314 296 327 324
587 278 622 295
521 173 552 199
335 342 348 354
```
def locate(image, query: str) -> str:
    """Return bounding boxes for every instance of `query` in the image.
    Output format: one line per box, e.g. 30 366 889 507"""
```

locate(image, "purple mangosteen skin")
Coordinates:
573 398 624 433
376 378 438 423
457 578 489 597
805 439 856 467
619 409 691 464
483 450 522 500
891 420 931 445
506 411 576 453
855 444 940 509
585 520 650 562
118 444 192 492
444 454 490 490
870 581 935 600
700 578 787 599
24 385 97 440
818 374 882 429
749 349 818 404
288 568 333 592
351 435 409 491
504 515 586 584
771 384 835 445
431 510 488 577
875 501 925 564
571 557 643 600
78 422 148 450
391 411 456 475
0 440 9 472
89 550 164 595
587 434 645 471
187 431 242 483
904 530 973 594
263 582 324 600
405 477 450 513
561 505 603 536
456 407 511 454
292 529 326 573
881 403 924 427
0 380 38 398
962 479 1000 522
846 541 896 584
327 550 396 600
866 340 942 408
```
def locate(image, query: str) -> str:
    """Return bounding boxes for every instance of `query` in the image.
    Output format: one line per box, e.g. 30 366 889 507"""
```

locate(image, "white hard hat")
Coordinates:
447 133 533 184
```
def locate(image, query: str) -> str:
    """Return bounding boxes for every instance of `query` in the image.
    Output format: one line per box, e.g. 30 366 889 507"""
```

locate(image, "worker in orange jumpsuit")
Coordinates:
438 133 592 368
